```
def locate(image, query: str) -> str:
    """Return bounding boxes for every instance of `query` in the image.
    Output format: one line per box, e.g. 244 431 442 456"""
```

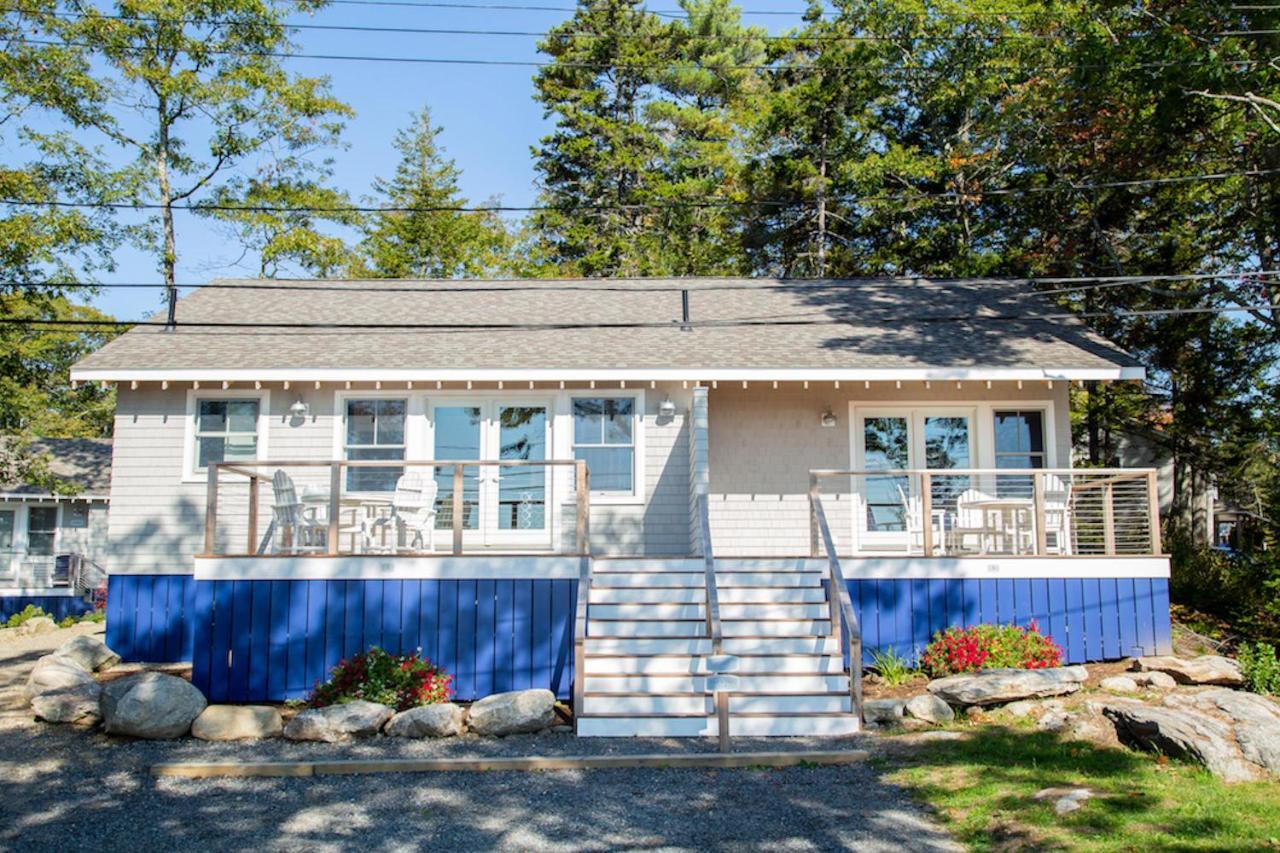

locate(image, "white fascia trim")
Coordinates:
0 587 80 597
72 366 1147 383
194 555 583 581
0 493 108 503
843 556 1170 580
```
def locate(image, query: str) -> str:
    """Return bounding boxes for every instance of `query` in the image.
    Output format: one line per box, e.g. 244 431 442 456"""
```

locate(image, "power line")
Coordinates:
9 270 1280 295
19 8 1259 43
14 37 1265 73
5 167 1277 214
1 302 1275 332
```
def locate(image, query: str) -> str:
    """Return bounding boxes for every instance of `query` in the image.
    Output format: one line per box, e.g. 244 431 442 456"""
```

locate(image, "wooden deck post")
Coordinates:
247 474 259 555
1102 482 1116 555
328 462 341 556
920 472 933 556
452 464 465 555
1032 471 1047 556
809 473 821 558
204 464 218 555
1146 470 1162 555
575 461 590 556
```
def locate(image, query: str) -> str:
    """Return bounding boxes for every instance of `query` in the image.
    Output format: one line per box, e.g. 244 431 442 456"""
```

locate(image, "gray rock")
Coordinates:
927 666 1090 706
1034 786 1094 815
467 689 557 736
1132 655 1244 686
55 635 120 672
1004 700 1041 718
1037 710 1073 733
283 700 394 742
384 703 466 738
102 672 207 739
191 705 283 741
863 698 906 725
16 616 58 636
1102 700 1259 782
1164 689 1280 775
904 694 954 724
25 661 96 702
1100 676 1140 693
1131 670 1177 689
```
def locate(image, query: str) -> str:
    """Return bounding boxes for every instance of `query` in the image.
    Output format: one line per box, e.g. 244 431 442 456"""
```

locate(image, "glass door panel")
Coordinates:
494 405 548 536
922 415 972 505
0 508 16 578
432 406 481 532
861 416 910 533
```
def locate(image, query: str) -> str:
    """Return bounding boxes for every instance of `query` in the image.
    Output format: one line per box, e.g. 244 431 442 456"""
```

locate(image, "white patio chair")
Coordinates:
895 484 948 555
270 470 329 554
951 488 997 554
389 472 439 553
1042 473 1072 554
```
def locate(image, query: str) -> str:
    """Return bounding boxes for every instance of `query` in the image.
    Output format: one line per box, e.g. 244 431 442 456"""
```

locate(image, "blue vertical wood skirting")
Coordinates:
189 578 577 703
104 574 196 663
0 594 94 622
846 577 1172 666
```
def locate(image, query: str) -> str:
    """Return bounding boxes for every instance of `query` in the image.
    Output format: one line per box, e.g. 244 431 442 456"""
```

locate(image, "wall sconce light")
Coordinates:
289 398 309 418
659 396 677 418
820 409 838 428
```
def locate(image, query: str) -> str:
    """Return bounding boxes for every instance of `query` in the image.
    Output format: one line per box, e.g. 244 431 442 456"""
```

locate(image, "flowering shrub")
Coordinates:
308 646 453 711
920 621 1063 678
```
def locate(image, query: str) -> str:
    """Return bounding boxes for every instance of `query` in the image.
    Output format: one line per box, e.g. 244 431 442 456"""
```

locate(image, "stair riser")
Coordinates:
584 655 848 675
593 573 824 588
722 620 831 637
583 694 851 715
590 588 707 604
718 587 827 604
593 559 824 573
591 621 705 638
576 715 860 738
584 637 843 656
590 604 828 620
584 674 850 693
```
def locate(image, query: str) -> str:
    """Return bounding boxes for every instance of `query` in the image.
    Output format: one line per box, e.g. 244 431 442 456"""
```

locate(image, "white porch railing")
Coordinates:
202 459 590 558
808 467 1162 559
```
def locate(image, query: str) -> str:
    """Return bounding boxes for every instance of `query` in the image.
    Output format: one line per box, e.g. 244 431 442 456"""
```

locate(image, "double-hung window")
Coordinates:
994 410 1046 497
345 398 406 492
26 507 57 557
572 397 636 495
195 399 260 470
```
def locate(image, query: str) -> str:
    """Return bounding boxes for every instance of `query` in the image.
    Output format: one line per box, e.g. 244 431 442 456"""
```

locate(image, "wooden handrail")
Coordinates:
696 492 723 657
808 476 863 726
810 466 1156 478
572 553 592 735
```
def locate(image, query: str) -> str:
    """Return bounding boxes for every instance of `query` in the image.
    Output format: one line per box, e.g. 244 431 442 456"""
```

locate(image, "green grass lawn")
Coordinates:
882 725 1280 851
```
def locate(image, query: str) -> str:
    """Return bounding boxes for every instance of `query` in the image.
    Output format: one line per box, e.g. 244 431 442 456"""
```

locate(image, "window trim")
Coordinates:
332 390 422 494
849 399 1058 471
562 390 646 505
0 502 60 573
993 409 1049 469
182 389 270 483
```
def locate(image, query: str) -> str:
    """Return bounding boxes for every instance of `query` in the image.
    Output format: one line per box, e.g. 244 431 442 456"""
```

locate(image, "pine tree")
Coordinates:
356 108 508 278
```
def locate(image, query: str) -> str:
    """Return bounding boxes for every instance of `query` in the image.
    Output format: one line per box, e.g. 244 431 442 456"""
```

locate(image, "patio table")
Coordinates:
963 497 1035 554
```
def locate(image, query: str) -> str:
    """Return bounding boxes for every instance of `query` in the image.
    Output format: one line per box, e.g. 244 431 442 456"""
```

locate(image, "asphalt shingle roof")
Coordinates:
1 438 112 496
72 277 1140 375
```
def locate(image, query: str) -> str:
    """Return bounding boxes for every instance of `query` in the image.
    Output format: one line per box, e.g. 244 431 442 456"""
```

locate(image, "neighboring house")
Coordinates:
71 278 1171 736
0 438 110 620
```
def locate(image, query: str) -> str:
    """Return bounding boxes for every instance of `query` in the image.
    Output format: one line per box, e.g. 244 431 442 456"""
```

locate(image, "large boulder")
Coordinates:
16 616 58 637
191 705 283 741
467 689 556 736
283 700 394 742
1102 700 1260 782
905 694 954 724
1100 676 1140 694
385 703 466 738
102 672 207 739
1164 689 1280 775
862 698 906 726
25 660 96 702
55 634 119 672
1132 655 1244 687
927 666 1090 706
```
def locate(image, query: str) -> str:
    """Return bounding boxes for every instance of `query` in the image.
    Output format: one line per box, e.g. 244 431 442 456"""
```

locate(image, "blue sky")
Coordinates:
39 1 806 320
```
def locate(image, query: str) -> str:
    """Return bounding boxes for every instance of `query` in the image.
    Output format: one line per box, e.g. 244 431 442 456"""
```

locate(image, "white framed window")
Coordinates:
342 397 408 492
26 506 58 556
571 396 639 497
183 389 269 482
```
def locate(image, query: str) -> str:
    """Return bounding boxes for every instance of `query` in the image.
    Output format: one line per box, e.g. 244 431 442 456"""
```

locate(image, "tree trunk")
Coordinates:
156 101 178 328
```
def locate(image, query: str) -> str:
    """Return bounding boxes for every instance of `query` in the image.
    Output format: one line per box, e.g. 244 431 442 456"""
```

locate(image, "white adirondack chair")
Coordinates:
1042 473 1072 554
389 472 439 553
270 470 329 554
895 483 948 555
951 488 997 554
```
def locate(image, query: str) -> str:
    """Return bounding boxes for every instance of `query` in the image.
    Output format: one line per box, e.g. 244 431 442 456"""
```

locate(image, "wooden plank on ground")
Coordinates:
151 749 870 779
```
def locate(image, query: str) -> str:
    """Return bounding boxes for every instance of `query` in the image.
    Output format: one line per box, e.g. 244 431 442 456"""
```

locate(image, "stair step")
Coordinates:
714 572 824 588
576 713 860 738
718 587 827 604
585 636 843 656
721 620 831 637
592 573 703 588
589 603 828 621
591 620 705 638
584 654 848 675
592 558 824 573
581 693 850 715
590 587 707 604
583 674 850 693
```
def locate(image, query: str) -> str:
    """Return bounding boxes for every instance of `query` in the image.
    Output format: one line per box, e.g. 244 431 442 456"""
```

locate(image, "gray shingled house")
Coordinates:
71 277 1171 736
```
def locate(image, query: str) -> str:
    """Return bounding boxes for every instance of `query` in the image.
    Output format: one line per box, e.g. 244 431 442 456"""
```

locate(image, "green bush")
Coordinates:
308 646 453 711
4 605 48 629
57 610 106 629
920 622 1063 678
1238 641 1280 695
869 647 917 686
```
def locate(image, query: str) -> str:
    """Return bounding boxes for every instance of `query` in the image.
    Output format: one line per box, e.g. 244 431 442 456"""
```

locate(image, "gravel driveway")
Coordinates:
0 626 958 852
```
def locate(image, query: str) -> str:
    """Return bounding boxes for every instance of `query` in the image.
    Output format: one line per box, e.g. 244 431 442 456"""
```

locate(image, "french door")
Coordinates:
851 408 974 551
429 399 552 549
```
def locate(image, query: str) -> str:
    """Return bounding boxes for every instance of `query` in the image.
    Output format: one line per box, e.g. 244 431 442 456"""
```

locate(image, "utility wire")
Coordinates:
13 37 1266 73
8 270 1280 295
1 303 1276 331
5 167 1278 214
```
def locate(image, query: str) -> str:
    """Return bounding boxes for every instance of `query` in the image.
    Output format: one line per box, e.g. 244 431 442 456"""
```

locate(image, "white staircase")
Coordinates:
576 558 861 737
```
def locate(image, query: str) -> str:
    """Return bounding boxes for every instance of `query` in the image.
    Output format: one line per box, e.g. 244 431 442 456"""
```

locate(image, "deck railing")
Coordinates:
806 485 863 724
809 467 1162 559
202 458 590 557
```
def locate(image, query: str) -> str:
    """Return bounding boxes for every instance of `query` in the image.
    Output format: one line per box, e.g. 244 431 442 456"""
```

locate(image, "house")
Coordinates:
70 277 1171 736
0 437 110 620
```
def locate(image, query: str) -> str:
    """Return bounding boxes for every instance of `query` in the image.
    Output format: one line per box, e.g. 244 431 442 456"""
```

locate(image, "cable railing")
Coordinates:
807 475 864 725
808 467 1162 558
